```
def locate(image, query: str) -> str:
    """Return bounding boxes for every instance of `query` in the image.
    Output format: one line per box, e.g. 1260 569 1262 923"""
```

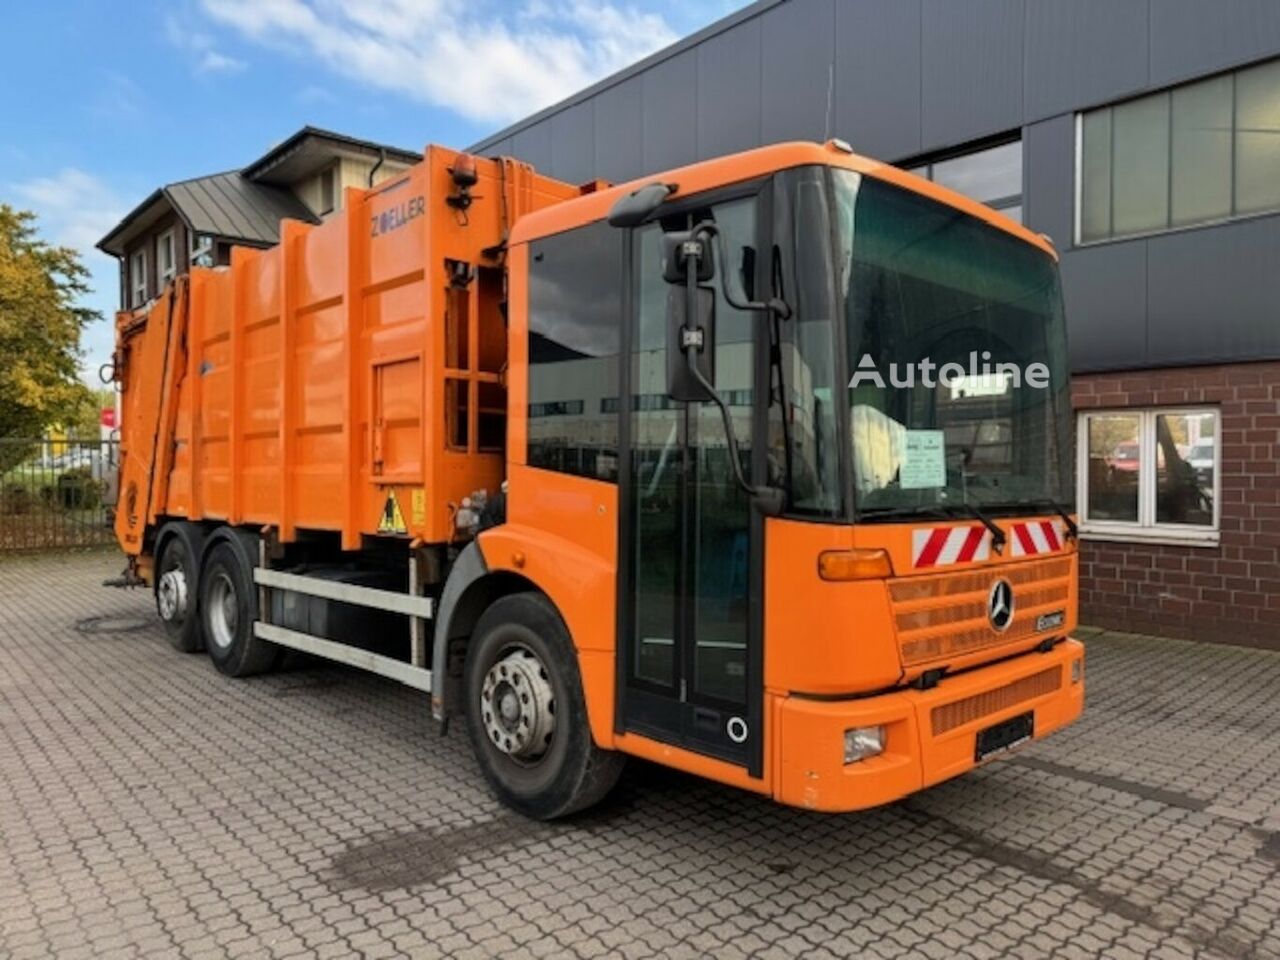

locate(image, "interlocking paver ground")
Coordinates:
1 549 1278 959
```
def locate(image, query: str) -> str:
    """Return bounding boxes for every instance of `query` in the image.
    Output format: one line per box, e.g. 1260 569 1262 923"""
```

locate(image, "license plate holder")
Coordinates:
975 711 1034 761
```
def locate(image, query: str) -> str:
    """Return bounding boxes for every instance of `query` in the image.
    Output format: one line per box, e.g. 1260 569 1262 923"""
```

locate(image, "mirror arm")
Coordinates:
693 223 792 319
680 256 783 514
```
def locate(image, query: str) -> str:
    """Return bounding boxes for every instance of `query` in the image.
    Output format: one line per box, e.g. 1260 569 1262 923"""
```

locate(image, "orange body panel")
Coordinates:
114 147 580 552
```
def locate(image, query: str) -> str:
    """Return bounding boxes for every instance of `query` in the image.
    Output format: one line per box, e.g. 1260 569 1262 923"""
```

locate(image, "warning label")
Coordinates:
377 489 408 534
411 489 426 526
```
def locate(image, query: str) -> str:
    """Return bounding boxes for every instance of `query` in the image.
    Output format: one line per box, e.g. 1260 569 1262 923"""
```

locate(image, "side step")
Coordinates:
252 565 434 692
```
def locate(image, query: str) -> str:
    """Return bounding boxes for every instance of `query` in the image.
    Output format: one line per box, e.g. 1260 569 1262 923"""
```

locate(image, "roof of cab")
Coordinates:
507 140 1056 260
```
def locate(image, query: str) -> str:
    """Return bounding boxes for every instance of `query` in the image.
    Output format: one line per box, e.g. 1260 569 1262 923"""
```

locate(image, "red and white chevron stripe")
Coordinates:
1009 520 1066 557
911 525 991 569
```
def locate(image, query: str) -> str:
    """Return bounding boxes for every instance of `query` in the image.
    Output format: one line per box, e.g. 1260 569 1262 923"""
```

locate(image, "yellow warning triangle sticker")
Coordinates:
377 489 408 534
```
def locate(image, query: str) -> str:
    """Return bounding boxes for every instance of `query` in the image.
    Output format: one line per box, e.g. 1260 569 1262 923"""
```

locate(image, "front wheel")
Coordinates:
464 593 624 820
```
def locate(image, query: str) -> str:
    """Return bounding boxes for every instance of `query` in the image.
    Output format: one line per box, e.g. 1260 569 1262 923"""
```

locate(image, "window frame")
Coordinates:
157 228 176 287
1075 57 1280 246
318 163 338 216
130 247 148 307
1076 406 1221 546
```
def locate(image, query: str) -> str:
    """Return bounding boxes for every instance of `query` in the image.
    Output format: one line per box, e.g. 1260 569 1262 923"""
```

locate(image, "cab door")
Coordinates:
617 188 767 775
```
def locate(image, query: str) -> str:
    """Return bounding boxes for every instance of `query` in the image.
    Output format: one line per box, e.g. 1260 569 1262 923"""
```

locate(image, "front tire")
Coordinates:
199 538 277 678
464 593 624 820
155 526 203 653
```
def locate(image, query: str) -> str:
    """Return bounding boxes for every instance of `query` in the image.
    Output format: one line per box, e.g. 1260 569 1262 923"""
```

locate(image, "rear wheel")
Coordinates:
155 527 202 653
464 592 625 820
200 538 277 677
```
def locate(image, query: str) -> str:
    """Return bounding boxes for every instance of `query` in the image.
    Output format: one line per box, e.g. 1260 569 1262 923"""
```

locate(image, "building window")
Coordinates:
1078 57 1280 243
130 248 147 307
1078 408 1219 544
527 221 622 481
318 165 337 215
905 137 1023 222
157 229 176 287
191 232 213 268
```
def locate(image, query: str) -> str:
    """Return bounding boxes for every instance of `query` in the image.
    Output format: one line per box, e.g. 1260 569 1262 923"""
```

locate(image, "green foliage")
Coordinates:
0 205 100 459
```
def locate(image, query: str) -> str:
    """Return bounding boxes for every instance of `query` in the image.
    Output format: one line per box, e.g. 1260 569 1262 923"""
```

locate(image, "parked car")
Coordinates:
1187 442 1215 484
1109 441 1140 472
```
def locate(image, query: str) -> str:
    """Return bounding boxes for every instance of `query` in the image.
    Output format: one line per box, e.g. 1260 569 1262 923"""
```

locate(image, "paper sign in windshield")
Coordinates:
900 430 946 489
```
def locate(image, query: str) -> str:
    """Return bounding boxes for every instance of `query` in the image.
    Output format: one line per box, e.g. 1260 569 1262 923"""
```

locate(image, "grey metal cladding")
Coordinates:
921 0 1023 150
513 121 554 177
1145 217 1280 365
1060 243 1148 373
1150 0 1280 87
642 49 698 174
1025 0 1150 119
759 0 835 145
550 101 596 185
834 0 923 161
696 18 762 161
1022 116 1074 247
594 76 644 184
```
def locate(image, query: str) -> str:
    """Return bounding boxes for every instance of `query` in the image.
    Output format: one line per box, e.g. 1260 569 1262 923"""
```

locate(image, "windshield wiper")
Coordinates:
939 502 1007 555
1023 498 1079 541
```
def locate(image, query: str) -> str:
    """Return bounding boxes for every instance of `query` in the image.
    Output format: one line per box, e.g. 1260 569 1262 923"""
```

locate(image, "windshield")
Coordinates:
831 170 1072 519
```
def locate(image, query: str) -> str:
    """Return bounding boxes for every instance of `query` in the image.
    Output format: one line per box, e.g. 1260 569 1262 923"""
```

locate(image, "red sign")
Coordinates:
100 407 117 429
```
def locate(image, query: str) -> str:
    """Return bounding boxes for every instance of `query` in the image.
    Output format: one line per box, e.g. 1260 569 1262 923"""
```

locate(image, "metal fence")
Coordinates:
0 437 119 551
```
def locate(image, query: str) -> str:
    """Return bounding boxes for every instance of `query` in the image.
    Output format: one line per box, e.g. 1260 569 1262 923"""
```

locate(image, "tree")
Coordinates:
0 205 99 461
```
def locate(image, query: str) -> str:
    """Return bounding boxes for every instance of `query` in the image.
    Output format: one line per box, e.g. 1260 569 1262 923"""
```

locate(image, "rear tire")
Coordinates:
155 526 203 653
199 538 277 678
464 592 625 820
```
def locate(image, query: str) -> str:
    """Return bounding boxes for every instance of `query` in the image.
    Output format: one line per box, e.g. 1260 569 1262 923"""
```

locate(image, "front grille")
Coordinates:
931 666 1062 735
891 556 1072 667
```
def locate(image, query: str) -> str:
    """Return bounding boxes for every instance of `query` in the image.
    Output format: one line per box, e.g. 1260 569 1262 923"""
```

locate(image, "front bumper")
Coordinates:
774 639 1084 812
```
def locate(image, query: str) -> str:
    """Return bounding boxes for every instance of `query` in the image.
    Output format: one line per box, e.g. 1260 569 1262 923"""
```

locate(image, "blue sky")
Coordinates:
0 0 743 381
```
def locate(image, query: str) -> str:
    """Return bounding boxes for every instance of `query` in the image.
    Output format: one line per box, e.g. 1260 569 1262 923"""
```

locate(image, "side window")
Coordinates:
527 222 622 481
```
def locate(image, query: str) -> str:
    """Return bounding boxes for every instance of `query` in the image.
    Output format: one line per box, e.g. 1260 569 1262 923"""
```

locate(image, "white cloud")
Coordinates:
198 0 677 123
198 49 247 73
165 11 249 75
9 169 128 381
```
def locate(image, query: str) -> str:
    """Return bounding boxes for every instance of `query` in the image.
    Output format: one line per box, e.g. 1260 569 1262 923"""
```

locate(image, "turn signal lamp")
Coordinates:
818 548 893 581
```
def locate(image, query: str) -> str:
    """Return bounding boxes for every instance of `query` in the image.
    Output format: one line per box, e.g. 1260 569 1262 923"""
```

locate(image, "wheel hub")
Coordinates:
480 646 555 760
207 572 237 650
157 568 188 622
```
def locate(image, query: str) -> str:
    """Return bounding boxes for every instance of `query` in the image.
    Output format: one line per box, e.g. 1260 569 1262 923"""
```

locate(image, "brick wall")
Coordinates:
1072 361 1280 650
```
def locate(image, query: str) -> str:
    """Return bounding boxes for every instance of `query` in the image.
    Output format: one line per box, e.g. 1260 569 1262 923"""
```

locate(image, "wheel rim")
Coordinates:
206 571 237 651
157 567 188 623
480 644 556 763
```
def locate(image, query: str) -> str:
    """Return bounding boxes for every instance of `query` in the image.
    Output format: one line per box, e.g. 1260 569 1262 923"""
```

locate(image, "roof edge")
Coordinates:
243 125 421 181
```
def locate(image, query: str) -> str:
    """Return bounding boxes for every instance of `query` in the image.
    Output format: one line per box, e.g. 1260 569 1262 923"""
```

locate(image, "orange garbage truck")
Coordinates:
111 140 1083 819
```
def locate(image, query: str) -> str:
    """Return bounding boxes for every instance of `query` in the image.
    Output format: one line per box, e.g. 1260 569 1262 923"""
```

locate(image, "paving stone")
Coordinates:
2 550 1279 959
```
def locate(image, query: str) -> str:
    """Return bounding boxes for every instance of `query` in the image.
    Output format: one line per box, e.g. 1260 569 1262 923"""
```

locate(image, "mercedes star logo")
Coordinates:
988 579 1015 632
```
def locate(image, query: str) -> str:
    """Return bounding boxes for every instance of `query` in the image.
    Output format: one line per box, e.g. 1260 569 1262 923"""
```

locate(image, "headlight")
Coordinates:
843 726 885 764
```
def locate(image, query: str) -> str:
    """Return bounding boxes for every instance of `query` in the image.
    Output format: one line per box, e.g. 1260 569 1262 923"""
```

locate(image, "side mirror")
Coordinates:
661 230 714 283
608 182 675 227
665 284 716 403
